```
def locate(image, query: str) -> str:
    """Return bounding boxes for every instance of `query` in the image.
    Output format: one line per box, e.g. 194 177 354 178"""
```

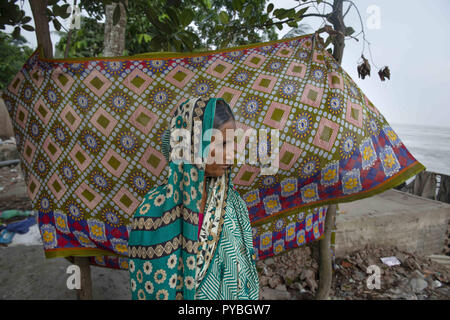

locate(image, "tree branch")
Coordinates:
343 2 352 18
293 0 334 9
258 13 330 29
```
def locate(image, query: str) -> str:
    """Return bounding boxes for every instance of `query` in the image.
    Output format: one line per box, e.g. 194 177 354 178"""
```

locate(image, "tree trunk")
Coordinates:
315 0 345 301
74 257 93 300
29 0 53 59
103 1 128 57
329 0 346 64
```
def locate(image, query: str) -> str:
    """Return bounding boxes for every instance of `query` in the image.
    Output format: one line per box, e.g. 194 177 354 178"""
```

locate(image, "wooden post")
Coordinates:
315 204 337 299
73 257 93 300
315 0 345 300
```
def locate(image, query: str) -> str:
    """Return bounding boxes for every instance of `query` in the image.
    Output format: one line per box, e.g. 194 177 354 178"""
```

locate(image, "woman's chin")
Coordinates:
206 165 231 177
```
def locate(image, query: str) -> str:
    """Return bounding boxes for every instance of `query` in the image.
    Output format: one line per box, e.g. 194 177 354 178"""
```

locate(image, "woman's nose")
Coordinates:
224 145 234 164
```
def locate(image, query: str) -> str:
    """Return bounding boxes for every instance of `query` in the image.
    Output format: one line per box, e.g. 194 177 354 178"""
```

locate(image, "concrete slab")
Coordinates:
335 189 450 257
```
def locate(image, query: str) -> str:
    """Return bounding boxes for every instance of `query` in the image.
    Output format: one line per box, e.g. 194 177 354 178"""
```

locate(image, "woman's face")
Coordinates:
205 120 236 177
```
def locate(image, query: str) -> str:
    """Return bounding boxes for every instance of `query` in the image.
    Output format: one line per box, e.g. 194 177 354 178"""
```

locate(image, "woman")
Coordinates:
128 97 259 300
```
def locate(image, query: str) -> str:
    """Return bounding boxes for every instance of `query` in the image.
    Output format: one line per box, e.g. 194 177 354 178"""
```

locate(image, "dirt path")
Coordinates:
0 245 131 300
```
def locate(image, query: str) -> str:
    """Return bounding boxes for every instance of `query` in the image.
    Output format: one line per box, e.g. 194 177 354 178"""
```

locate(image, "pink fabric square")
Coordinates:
43 136 62 163
30 65 44 88
15 104 28 130
233 164 260 186
300 84 324 109
69 143 92 170
61 104 82 133
112 186 140 215
101 149 129 177
139 146 167 177
274 142 302 171
346 101 363 128
312 117 339 152
286 62 307 78
216 86 242 107
75 182 103 210
22 138 36 165
123 68 153 95
243 52 266 68
89 107 119 136
47 172 67 201
129 105 158 135
52 69 75 94
275 46 294 58
251 74 278 94
327 72 344 90
205 59 233 79
83 69 112 97
313 51 326 64
8 71 24 95
27 173 40 201
34 98 53 125
164 65 195 89
262 101 292 130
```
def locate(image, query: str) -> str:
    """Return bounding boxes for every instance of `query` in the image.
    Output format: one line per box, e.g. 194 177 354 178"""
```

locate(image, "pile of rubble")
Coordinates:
256 244 449 300
0 137 31 212
0 137 19 162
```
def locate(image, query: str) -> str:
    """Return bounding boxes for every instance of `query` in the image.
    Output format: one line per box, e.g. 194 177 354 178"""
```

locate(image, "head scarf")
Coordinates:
128 97 234 300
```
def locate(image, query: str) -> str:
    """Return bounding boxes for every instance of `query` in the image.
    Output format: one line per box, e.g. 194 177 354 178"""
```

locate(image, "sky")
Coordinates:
6 0 450 128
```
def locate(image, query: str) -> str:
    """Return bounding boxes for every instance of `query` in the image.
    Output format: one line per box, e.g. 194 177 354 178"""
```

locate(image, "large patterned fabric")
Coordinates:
2 33 425 269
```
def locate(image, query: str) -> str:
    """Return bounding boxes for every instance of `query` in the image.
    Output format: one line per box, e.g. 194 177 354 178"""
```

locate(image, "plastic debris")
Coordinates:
0 209 35 220
381 256 402 267
6 216 36 234
0 229 15 244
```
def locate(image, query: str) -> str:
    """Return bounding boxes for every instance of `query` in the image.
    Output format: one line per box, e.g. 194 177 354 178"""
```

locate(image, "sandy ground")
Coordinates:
0 245 131 300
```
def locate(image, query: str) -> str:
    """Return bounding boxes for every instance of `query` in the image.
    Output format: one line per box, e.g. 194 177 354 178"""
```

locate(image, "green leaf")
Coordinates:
52 5 62 17
147 7 166 31
232 0 243 12
179 33 194 51
180 8 194 27
243 5 252 18
273 8 286 19
286 8 296 19
345 26 355 36
267 3 274 13
218 11 229 24
287 20 298 28
60 4 71 19
12 26 20 39
22 16 32 24
166 7 180 26
113 4 121 26
22 24 34 32
295 7 309 19
53 19 62 31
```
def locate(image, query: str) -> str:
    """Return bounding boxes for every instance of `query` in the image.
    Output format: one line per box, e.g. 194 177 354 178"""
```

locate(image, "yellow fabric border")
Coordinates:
44 247 126 259
35 34 311 63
